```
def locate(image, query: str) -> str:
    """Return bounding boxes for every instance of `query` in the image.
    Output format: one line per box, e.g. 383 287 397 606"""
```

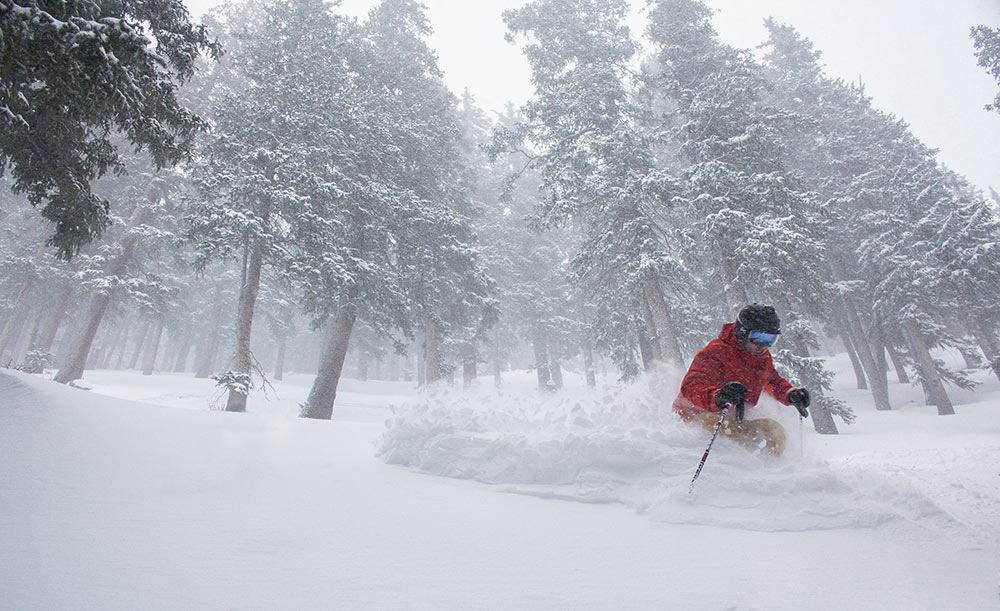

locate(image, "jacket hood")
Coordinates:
718 322 740 346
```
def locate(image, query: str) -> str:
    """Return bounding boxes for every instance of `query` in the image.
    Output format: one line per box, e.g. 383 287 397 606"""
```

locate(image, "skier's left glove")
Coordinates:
787 388 810 418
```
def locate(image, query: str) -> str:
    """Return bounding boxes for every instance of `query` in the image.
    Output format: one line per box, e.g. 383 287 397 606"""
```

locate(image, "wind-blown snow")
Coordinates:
377 367 995 537
2 353 999 610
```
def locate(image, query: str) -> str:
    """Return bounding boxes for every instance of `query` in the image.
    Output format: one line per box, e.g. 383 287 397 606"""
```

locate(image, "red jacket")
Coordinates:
673 323 794 419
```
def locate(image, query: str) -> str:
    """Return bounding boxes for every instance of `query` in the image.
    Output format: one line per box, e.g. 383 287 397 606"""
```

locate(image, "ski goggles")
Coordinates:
748 330 779 347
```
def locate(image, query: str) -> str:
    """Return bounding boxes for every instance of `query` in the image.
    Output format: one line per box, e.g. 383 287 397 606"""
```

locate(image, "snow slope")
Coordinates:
1 355 998 610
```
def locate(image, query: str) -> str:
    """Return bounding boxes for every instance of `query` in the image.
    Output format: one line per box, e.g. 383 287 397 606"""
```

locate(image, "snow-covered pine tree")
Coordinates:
644 0 844 431
502 0 688 379
259 283 298 382
2 227 79 362
449 91 508 387
53 167 176 383
971 24 1000 114
762 20 996 416
189 272 238 379
368 1 496 391
294 0 496 416
475 103 580 389
759 20 897 413
0 0 218 257
191 0 354 412
0 204 50 364
932 177 1000 382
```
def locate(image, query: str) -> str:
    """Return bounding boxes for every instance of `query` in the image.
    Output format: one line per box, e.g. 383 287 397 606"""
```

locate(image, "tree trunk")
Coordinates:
968 314 1000 383
637 328 654 371
53 292 114 383
870 324 890 382
225 238 266 413
582 333 597 388
9 306 43 364
641 274 683 366
902 318 955 415
102 314 131 369
461 342 477 388
531 323 552 390
493 357 503 388
0 298 28 358
958 343 984 369
416 341 426 387
141 322 164 376
357 346 369 381
548 336 564 390
424 321 441 384
273 334 286 381
112 318 134 371
160 330 182 373
194 297 223 379
25 307 45 354
0 243 46 361
639 293 662 362
172 328 193 373
898 325 935 406
836 312 867 390
37 281 73 353
840 299 892 411
87 346 105 370
300 293 357 420
389 351 401 382
54 202 151 383
810 397 839 435
885 342 910 384
128 322 150 370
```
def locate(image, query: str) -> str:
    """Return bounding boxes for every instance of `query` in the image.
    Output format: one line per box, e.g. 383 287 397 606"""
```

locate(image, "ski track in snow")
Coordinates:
377 379 997 543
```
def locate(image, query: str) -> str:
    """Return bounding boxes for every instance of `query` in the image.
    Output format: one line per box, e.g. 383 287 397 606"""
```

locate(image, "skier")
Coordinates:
672 304 811 456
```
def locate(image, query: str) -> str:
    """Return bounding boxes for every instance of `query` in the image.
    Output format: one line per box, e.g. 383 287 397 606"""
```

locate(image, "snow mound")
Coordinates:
377 379 961 534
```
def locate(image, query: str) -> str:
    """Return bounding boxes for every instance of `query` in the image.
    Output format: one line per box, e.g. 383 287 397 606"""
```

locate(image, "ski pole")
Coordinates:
799 415 804 458
688 404 729 495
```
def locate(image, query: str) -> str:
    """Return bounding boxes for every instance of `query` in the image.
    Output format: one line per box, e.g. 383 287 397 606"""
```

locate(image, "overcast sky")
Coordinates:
187 0 1000 195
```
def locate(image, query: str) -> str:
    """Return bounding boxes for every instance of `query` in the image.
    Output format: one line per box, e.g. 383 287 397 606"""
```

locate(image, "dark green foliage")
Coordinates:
0 0 218 257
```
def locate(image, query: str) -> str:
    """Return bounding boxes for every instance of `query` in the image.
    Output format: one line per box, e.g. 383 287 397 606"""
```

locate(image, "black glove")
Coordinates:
787 387 810 418
715 381 748 424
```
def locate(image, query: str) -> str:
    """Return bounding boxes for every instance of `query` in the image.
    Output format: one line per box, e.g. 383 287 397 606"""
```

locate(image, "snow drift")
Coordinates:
378 367 997 540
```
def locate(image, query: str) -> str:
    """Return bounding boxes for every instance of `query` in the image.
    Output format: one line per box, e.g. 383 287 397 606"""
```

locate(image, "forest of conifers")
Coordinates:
2 0 999 433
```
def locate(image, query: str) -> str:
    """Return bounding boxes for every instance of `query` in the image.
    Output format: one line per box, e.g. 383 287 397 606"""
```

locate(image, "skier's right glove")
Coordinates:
787 388 811 418
715 381 748 424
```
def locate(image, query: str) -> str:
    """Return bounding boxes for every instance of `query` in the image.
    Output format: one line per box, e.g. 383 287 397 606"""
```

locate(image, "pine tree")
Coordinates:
762 20 997 415
971 24 1000 114
0 204 50 363
297 0 496 415
644 0 845 431
53 167 179 383
502 0 688 379
0 0 218 257
760 19 897 413
191 0 353 412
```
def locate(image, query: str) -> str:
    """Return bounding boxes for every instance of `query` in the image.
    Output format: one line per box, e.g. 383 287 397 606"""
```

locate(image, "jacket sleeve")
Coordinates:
762 355 794 405
680 343 726 412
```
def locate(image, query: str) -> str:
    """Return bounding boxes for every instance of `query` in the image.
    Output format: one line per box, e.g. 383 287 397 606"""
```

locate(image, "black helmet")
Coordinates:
735 304 780 346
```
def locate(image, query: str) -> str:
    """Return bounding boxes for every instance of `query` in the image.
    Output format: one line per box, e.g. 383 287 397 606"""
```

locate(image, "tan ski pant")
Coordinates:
690 410 787 457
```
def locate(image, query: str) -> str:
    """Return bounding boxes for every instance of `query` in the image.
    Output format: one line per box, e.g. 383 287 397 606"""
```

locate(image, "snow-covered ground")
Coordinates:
2 353 998 610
